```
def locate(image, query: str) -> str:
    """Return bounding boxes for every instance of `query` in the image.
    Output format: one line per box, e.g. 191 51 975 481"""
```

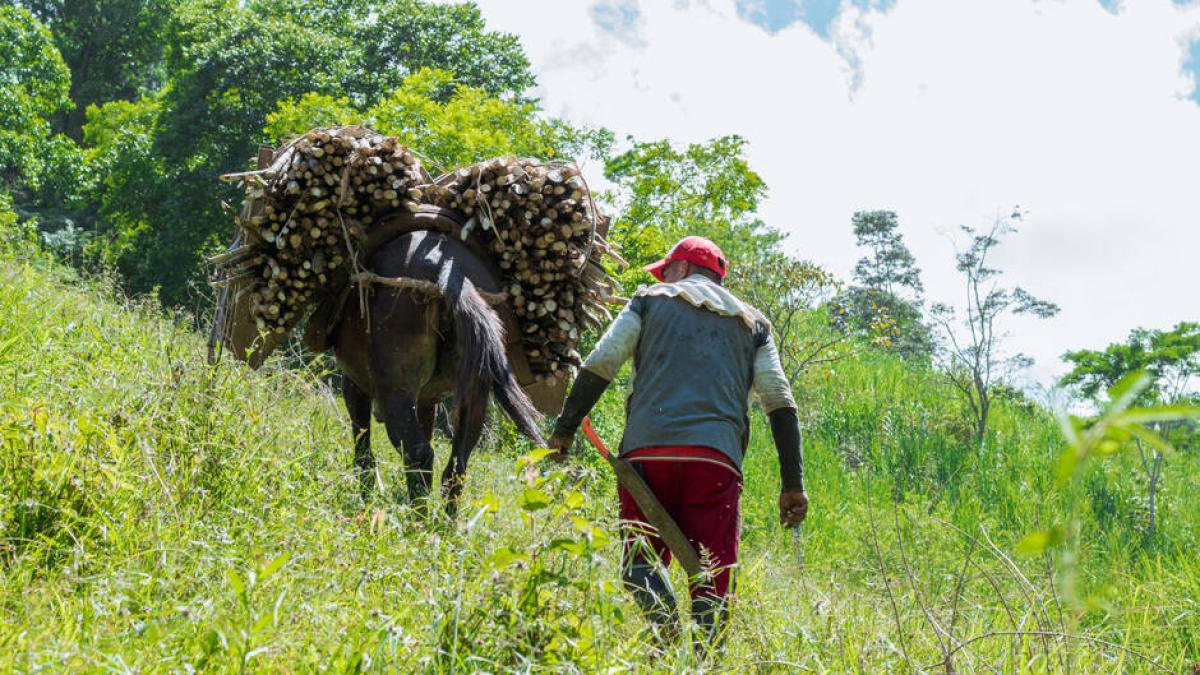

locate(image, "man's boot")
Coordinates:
691 593 730 659
622 561 681 644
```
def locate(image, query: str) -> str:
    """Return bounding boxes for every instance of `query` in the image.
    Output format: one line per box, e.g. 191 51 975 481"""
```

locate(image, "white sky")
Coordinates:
470 0 1200 388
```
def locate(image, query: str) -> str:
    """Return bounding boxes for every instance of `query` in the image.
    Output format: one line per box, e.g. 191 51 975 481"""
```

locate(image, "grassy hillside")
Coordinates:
1 250 1197 672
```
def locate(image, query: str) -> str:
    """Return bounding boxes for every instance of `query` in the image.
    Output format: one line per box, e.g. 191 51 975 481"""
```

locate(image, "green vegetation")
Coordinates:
2 1 1198 671
1 236 1197 671
1059 323 1200 541
930 211 1061 447
832 210 934 362
12 0 542 304
0 5 85 211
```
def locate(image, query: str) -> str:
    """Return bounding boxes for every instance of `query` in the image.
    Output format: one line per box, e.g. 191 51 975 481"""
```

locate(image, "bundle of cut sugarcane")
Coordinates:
213 127 431 335
211 128 626 382
428 157 626 383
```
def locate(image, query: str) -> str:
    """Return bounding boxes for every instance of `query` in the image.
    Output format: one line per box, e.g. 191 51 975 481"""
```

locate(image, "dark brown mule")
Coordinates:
332 228 545 511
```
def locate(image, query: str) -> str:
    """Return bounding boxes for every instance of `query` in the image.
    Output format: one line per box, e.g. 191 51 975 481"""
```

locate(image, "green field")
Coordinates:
2 249 1197 673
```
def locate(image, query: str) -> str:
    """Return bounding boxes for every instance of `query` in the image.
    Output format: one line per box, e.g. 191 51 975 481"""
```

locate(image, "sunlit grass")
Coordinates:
1 253 1196 672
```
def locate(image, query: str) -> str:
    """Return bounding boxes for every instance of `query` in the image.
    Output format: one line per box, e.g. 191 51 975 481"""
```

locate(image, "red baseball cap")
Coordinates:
643 235 728 282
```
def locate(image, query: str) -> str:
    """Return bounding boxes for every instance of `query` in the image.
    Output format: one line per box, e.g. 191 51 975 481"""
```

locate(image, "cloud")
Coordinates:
735 0 809 34
589 1 645 46
473 0 1200 386
734 0 899 38
1187 36 1200 102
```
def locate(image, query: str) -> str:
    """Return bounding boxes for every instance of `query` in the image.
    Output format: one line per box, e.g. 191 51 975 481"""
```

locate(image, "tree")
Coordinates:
0 3 88 251
602 135 773 282
1062 322 1200 405
831 286 933 360
731 256 851 384
930 209 1059 447
81 96 163 277
1061 322 1200 538
833 210 932 360
0 5 83 199
83 0 542 306
353 0 535 103
265 69 605 173
850 210 923 300
15 0 171 140
604 136 864 383
0 191 39 255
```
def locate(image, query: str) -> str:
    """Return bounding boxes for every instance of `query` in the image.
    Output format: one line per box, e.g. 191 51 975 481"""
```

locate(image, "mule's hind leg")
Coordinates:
378 388 436 504
343 376 375 502
368 285 441 506
418 401 438 444
373 325 439 506
441 392 488 516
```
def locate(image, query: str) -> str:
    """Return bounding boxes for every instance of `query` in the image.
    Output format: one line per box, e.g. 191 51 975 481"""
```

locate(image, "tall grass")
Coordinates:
1 251 1196 672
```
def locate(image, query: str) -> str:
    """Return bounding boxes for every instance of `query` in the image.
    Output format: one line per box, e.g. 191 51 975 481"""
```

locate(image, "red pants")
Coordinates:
618 446 743 599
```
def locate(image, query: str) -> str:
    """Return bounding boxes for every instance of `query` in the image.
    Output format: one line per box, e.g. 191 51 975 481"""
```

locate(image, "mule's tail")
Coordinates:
442 276 546 446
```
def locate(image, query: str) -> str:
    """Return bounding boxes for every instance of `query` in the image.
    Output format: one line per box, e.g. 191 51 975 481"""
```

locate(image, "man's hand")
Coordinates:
779 489 808 528
547 432 574 463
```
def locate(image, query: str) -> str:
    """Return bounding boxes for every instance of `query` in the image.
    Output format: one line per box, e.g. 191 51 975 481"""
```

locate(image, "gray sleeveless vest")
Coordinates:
617 293 767 469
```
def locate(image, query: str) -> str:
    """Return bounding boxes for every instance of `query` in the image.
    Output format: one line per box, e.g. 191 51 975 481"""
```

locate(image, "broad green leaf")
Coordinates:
1016 527 1065 556
1126 425 1177 456
525 448 557 465
227 569 245 597
477 490 501 514
1104 371 1151 415
1118 405 1200 425
518 488 550 511
1056 411 1083 453
1055 447 1080 485
486 546 528 569
549 538 584 556
591 528 612 549
564 491 586 510
259 552 291 580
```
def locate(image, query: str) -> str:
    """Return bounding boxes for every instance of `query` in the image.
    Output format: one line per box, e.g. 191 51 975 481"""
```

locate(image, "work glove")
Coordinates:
779 489 808 528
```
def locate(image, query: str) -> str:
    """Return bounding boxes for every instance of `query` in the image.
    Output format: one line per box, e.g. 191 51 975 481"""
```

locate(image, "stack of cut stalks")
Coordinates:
211 127 625 382
426 157 625 381
213 127 430 335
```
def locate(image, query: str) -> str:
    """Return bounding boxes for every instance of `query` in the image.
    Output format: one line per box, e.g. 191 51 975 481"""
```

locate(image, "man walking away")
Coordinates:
548 235 809 649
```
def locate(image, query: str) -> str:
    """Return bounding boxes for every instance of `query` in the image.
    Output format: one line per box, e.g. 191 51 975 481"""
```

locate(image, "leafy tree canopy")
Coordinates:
836 210 931 360
831 286 934 362
602 135 776 286
83 0 542 305
0 5 82 198
353 0 535 103
850 210 923 300
265 69 606 173
0 5 73 186
1061 321 1200 406
600 135 869 382
81 96 163 278
15 0 171 140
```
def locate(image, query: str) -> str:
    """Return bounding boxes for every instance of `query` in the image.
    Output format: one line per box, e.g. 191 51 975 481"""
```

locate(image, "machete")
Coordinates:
581 417 703 579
